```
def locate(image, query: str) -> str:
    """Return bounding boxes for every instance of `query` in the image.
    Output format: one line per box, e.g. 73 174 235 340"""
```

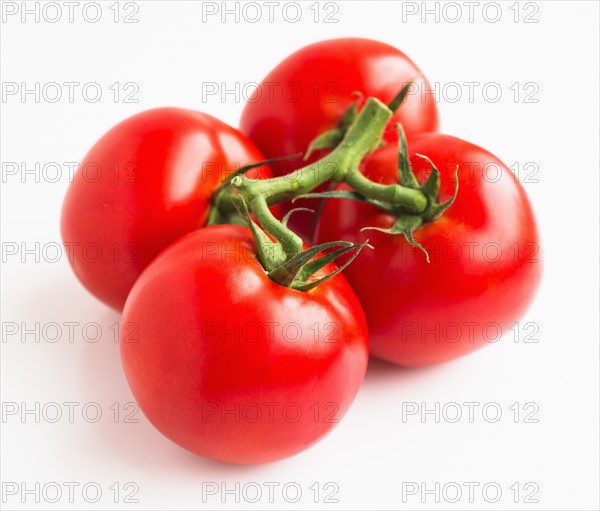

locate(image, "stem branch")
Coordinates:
213 97 430 272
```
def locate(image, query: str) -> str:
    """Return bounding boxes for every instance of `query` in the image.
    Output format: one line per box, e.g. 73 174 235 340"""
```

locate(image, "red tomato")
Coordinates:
240 38 438 158
315 134 542 366
61 108 268 311
239 38 439 239
120 225 368 464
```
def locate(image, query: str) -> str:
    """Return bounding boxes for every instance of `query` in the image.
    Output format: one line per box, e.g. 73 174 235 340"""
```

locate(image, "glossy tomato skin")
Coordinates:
315 134 542 366
240 38 439 240
61 108 268 311
240 38 439 159
120 225 369 464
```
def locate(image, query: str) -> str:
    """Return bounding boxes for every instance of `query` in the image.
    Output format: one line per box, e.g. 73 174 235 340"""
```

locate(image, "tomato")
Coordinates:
240 37 438 158
120 225 368 464
315 134 542 366
239 38 439 239
61 108 269 311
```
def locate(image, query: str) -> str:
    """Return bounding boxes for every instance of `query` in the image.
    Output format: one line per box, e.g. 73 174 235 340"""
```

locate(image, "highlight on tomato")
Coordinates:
241 37 438 158
120 225 369 464
61 108 269 311
315 133 542 366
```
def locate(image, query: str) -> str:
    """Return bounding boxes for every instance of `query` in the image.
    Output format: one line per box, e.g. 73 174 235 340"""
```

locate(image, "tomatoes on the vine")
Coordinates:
120 225 369 464
315 134 542 366
61 108 269 311
240 38 439 238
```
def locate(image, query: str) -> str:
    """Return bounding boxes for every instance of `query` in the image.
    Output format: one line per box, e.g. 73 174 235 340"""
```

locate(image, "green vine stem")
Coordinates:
211 98 429 269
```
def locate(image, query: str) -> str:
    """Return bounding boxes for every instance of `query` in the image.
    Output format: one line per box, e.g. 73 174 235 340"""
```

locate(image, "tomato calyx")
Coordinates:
298 125 459 262
268 239 371 292
233 195 371 291
361 126 459 261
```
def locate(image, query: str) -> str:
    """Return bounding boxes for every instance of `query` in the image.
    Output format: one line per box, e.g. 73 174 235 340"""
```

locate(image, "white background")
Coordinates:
1 1 599 510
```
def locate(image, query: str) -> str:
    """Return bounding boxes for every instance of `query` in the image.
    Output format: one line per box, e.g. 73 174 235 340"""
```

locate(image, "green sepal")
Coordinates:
387 81 415 114
303 92 363 161
414 156 459 222
295 240 370 282
397 124 419 189
416 153 441 201
424 165 459 220
362 214 429 262
268 240 353 288
303 129 344 161
292 241 371 292
340 93 361 126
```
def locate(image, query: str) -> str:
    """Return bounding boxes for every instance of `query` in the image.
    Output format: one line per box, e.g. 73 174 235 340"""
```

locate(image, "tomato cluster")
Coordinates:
61 38 541 464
